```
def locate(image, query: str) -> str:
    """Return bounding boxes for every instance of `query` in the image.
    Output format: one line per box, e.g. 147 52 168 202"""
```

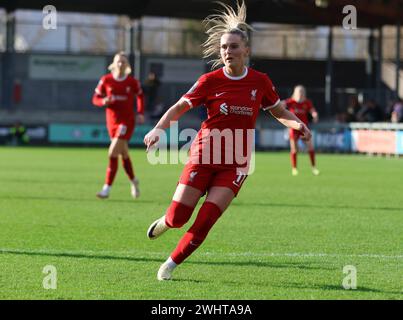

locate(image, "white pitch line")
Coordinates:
206 252 403 260
0 248 402 260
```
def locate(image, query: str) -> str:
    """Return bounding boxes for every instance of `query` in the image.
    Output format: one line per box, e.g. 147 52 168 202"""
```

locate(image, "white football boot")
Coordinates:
131 178 140 199
157 258 177 281
292 168 299 176
96 185 110 199
312 167 320 176
147 215 169 240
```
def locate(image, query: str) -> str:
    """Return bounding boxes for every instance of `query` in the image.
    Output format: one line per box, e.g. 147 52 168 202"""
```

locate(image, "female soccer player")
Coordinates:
144 1 311 280
285 85 319 176
92 52 145 199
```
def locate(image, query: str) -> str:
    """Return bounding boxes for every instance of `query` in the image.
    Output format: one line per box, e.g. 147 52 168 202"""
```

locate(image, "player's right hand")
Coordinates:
103 96 115 106
299 123 312 141
144 128 160 152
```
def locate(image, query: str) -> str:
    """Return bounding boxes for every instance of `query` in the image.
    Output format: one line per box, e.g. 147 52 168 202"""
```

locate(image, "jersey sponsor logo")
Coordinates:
294 107 307 114
215 92 226 97
251 89 257 101
220 103 229 115
230 105 253 116
111 94 128 101
189 171 198 182
220 103 253 116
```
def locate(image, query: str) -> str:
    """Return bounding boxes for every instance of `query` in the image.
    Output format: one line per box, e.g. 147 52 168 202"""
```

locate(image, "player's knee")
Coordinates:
190 202 222 237
165 201 195 228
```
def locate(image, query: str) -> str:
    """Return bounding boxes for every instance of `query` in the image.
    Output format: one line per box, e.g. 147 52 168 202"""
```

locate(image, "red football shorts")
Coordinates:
108 123 135 140
178 163 248 196
289 128 302 141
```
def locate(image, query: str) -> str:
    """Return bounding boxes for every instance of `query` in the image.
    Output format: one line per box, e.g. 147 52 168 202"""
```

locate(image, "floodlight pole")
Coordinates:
367 29 375 89
325 26 333 118
375 26 383 104
133 19 143 81
395 21 401 99
1 10 16 110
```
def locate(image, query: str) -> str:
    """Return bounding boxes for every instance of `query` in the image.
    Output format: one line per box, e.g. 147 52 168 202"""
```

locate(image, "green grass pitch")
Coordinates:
0 146 402 299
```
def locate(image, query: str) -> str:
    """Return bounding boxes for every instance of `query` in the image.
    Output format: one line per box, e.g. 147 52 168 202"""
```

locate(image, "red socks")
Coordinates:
291 152 297 169
122 157 135 180
104 156 136 186
171 201 222 265
105 157 118 185
309 150 316 167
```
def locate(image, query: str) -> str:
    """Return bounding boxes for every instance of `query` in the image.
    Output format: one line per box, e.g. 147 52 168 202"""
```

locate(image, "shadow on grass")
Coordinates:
5 196 401 212
171 278 208 284
0 248 163 263
0 195 159 204
277 282 401 295
196 259 334 271
232 201 403 213
0 248 333 272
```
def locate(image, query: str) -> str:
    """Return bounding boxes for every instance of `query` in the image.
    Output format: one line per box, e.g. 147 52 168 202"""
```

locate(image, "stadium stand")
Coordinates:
0 0 402 155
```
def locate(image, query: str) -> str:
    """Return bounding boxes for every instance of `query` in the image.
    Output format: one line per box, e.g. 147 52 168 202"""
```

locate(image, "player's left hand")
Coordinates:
137 114 145 125
299 123 312 141
144 128 160 152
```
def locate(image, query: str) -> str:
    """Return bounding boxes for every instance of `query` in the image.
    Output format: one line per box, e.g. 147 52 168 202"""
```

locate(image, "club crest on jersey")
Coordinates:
251 89 257 101
220 103 229 115
126 86 131 93
189 171 198 182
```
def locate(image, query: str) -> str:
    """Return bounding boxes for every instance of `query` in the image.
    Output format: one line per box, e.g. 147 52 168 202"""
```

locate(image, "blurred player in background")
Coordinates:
143 1 311 281
92 52 145 199
285 85 319 176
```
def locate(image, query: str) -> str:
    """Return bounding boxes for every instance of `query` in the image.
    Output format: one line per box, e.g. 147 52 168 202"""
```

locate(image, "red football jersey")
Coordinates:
92 73 144 125
181 67 280 169
285 98 315 125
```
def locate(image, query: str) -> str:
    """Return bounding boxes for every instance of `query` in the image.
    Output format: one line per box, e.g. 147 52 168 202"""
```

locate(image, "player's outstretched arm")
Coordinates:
269 101 312 141
144 99 191 151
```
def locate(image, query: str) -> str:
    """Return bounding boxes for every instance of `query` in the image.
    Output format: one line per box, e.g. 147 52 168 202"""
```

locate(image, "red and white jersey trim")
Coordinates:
180 97 194 109
223 67 248 80
262 98 280 111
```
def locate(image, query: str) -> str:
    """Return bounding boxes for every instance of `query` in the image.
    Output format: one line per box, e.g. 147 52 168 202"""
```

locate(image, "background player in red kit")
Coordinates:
144 1 312 281
92 52 145 199
285 85 319 176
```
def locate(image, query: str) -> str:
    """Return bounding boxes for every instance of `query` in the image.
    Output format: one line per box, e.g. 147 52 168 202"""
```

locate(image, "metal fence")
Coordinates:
3 18 401 61
0 15 400 124
14 21 128 54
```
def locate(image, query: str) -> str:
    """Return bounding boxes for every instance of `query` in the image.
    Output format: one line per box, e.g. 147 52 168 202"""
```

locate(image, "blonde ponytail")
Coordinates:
202 1 253 70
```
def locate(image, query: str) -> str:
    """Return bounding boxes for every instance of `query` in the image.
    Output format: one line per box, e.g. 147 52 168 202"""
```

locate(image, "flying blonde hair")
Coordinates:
202 1 253 70
108 51 132 75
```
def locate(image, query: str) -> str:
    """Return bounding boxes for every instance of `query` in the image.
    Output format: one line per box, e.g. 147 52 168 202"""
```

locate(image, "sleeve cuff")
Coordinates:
262 99 280 111
180 97 194 109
